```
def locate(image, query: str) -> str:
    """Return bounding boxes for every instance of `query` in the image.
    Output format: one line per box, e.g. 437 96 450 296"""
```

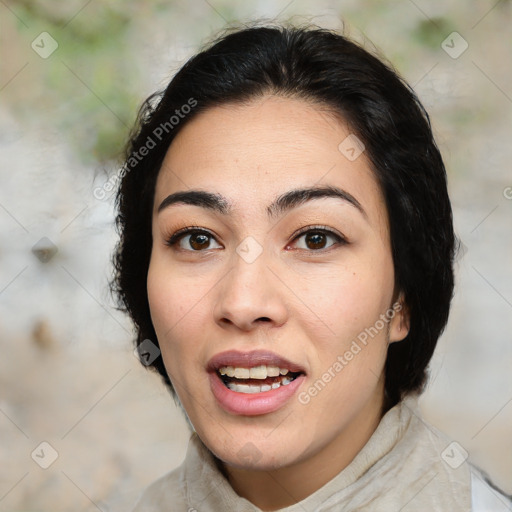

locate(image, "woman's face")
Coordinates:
148 95 408 475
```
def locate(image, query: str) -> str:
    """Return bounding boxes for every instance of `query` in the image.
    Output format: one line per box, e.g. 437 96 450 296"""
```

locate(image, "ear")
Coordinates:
388 293 410 343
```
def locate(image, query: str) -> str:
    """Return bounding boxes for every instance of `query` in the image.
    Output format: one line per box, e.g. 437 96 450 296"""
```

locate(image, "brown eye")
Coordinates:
166 229 222 251
188 233 211 250
304 231 328 249
289 227 346 251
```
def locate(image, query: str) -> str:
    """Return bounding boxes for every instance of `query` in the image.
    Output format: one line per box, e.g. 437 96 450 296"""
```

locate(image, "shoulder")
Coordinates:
404 397 512 511
131 465 187 512
470 464 512 511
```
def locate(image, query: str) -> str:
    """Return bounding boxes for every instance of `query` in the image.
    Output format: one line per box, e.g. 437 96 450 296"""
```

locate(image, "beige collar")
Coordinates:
178 394 471 511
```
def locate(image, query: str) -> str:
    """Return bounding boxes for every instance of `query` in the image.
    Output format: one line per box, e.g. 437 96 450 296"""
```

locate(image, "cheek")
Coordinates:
302 255 394 343
301 261 393 408
147 271 183 336
147 253 209 334
146 255 209 375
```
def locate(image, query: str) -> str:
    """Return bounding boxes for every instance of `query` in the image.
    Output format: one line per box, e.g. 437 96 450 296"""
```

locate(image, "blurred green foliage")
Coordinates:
413 17 454 49
11 0 143 165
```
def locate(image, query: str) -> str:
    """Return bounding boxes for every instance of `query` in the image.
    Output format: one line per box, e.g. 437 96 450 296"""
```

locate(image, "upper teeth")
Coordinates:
218 365 290 379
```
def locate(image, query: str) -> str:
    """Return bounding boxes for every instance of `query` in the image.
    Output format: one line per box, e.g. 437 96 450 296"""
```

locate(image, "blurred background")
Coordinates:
0 0 511 510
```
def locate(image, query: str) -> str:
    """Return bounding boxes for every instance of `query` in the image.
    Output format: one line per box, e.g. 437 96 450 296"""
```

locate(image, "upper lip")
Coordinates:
207 350 306 374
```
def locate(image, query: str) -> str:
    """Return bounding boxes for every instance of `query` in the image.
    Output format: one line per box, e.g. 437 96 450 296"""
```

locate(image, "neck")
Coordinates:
222 384 387 511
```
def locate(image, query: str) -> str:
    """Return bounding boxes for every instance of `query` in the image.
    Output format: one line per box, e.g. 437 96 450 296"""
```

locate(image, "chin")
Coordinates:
199 423 313 471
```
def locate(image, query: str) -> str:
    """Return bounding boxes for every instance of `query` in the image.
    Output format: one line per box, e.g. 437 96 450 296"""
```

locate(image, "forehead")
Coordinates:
154 95 385 222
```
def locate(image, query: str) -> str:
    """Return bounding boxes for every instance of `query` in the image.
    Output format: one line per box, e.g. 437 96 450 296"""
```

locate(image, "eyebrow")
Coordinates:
157 185 367 220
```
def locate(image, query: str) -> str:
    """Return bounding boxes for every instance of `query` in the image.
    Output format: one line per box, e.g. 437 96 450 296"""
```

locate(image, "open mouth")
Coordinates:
217 365 304 394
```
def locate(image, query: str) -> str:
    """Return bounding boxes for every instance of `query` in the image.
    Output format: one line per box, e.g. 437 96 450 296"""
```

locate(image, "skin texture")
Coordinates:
147 95 410 510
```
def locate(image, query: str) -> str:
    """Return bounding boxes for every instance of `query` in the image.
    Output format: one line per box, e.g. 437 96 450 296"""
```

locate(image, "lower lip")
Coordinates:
209 372 306 416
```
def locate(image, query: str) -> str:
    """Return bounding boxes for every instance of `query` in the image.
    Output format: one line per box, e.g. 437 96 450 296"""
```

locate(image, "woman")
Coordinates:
111 23 511 511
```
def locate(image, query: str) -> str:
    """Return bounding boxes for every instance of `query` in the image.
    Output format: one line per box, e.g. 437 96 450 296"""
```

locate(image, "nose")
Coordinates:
213 250 289 333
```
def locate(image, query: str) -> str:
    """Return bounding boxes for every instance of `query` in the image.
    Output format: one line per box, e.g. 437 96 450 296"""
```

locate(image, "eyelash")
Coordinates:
165 225 347 252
